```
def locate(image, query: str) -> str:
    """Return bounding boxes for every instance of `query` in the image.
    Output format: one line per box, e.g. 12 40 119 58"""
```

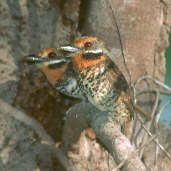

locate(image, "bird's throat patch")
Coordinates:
41 64 67 85
72 54 106 71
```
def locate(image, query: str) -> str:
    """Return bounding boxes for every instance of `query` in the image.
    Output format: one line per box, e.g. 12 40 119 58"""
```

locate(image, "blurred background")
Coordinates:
161 27 171 126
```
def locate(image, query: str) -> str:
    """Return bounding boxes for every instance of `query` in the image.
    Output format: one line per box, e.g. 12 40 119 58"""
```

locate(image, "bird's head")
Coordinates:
21 48 73 86
71 37 108 71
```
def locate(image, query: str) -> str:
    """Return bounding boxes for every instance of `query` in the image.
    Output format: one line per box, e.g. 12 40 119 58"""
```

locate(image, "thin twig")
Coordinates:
155 137 159 165
139 89 160 158
165 131 171 150
138 134 158 152
134 75 171 92
132 87 171 162
149 89 160 130
107 0 132 85
134 104 151 121
113 160 125 171
133 89 160 154
137 89 171 96
155 99 171 124
130 112 138 143
133 75 171 107
134 87 171 121
165 121 171 130
132 86 170 149
145 120 171 147
137 116 171 160
134 122 144 148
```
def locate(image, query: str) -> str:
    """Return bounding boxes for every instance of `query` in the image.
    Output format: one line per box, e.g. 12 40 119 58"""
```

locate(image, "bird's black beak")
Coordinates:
20 46 78 65
21 55 46 64
59 46 79 53
21 54 71 65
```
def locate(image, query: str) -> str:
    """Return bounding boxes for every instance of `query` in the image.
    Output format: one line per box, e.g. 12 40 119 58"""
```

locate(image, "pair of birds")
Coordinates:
22 36 133 129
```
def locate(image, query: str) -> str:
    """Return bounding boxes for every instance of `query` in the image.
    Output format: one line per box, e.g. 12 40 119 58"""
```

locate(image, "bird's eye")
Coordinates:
48 52 56 58
84 42 92 48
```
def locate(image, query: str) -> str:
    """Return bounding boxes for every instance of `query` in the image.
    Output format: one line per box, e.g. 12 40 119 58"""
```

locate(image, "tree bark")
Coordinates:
0 0 171 170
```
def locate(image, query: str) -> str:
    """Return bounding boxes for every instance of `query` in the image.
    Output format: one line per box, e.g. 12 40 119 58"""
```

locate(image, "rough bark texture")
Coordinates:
0 0 171 170
67 102 146 171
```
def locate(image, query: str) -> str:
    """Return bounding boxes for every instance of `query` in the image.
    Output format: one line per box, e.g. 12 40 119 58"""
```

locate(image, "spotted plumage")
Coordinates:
22 36 133 125
70 37 132 124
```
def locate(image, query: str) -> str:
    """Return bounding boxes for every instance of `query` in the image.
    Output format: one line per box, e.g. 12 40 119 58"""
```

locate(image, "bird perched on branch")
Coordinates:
22 36 133 128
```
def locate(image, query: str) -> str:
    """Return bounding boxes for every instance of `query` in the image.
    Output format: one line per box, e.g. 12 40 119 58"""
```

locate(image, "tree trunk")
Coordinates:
0 0 171 170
